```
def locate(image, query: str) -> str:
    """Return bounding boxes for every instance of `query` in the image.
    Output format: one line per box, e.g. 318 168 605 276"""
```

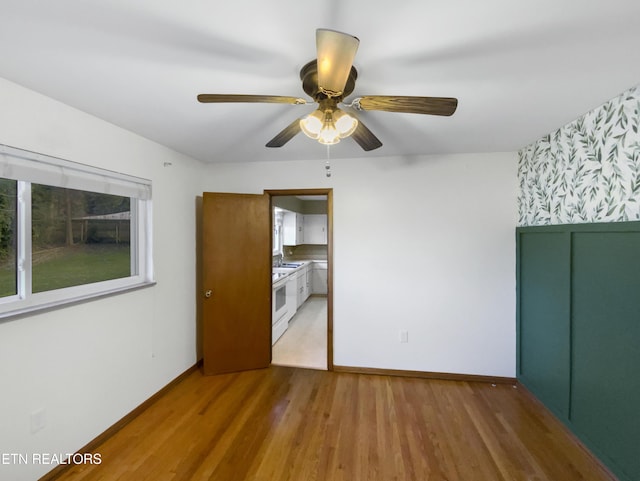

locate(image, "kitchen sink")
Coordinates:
273 267 294 273
272 262 303 275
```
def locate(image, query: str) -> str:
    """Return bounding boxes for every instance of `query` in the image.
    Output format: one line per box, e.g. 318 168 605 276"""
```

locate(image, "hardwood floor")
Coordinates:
53 367 614 481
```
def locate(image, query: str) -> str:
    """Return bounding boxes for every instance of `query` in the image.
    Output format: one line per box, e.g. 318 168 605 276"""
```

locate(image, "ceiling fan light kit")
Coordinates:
299 109 358 146
300 98 359 145
197 28 458 151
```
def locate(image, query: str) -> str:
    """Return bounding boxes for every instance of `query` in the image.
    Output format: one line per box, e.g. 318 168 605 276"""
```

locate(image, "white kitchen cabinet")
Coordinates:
294 263 313 308
311 261 328 295
303 214 327 245
296 268 306 308
305 265 311 300
283 211 304 245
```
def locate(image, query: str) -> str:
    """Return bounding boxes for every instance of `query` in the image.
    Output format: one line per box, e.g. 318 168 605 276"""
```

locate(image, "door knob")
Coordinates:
204 289 212 298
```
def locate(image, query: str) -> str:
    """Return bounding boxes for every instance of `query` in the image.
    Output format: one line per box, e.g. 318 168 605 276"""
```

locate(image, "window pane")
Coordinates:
31 185 131 293
0 178 17 298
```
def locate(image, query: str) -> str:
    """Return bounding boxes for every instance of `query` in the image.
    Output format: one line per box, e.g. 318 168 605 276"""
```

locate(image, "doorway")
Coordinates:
267 189 333 371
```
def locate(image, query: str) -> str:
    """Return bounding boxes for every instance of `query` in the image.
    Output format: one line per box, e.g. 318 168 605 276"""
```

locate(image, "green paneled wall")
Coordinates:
517 232 571 417
517 222 640 481
571 231 640 479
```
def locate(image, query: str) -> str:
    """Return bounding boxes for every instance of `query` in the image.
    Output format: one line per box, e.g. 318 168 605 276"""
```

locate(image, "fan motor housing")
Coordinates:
300 60 358 100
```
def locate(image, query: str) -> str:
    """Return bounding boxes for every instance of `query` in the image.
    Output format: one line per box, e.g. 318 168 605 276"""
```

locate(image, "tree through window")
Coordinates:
31 185 132 293
0 144 153 319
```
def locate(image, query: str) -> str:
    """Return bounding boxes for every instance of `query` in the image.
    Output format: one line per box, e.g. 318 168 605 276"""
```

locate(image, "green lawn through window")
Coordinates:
0 244 131 297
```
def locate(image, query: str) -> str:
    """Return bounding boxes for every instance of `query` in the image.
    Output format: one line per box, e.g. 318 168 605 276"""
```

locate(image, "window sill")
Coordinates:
0 280 156 323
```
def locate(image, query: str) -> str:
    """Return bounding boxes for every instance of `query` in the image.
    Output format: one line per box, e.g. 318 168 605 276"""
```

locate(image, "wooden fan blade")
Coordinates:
351 120 382 151
356 96 458 116
266 118 302 148
197 94 307 105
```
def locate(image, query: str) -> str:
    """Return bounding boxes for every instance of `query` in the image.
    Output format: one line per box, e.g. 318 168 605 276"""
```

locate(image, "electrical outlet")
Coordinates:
400 330 409 343
30 408 46 434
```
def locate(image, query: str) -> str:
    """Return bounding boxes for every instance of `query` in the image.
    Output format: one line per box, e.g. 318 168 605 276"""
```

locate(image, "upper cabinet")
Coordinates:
276 195 328 246
282 212 327 246
303 214 327 245
283 211 304 245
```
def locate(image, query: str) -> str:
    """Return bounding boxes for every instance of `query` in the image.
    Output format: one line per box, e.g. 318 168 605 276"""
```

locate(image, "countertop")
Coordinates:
271 260 327 286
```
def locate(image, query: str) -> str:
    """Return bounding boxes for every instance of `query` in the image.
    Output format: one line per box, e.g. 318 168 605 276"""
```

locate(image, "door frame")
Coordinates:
266 188 334 371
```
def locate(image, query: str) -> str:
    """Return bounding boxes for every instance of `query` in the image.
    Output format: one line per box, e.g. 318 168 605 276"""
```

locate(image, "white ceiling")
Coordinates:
1 0 639 164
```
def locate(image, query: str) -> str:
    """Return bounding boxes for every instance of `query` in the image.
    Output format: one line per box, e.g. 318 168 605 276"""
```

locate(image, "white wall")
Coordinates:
0 78 202 481
204 151 518 377
0 75 518 479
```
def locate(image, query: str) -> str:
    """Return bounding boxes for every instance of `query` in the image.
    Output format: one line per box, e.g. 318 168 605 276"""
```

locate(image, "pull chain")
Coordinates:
325 145 332 177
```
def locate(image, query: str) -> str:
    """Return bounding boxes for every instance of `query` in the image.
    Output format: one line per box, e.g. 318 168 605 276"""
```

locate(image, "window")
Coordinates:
0 178 17 298
31 185 132 293
273 207 284 255
0 144 153 319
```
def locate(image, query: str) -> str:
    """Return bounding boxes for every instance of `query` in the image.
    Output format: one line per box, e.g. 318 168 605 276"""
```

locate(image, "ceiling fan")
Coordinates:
197 29 458 151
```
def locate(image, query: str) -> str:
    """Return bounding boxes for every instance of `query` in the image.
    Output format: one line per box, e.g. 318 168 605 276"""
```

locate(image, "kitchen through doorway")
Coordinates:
268 189 333 371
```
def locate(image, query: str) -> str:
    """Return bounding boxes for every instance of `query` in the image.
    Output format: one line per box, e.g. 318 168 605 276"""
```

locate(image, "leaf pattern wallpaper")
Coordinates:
518 85 640 226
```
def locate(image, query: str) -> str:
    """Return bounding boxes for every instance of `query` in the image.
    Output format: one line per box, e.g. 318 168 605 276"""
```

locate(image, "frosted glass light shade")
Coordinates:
300 109 324 139
300 106 357 145
316 29 359 97
317 119 340 145
333 109 358 138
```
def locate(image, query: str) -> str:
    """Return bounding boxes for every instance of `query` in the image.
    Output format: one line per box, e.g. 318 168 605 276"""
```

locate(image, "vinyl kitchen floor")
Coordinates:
272 296 327 370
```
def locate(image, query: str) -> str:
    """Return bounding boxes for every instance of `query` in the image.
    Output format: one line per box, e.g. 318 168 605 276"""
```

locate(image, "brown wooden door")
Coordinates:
201 192 271 375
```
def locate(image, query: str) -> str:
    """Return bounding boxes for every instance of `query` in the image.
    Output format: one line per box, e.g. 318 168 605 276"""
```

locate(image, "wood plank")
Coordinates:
357 95 458 116
47 366 616 481
38 363 200 481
